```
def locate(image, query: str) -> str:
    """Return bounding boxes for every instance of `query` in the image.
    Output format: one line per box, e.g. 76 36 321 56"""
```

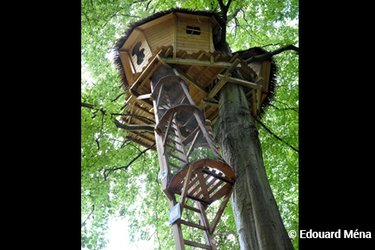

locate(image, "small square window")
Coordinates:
186 26 201 35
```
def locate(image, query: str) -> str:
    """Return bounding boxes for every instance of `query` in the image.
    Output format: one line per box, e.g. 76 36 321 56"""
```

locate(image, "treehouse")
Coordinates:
117 10 218 78
115 9 275 150
115 8 276 250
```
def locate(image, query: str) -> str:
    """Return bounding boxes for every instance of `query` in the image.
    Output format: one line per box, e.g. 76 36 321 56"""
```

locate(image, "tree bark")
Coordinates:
217 83 293 250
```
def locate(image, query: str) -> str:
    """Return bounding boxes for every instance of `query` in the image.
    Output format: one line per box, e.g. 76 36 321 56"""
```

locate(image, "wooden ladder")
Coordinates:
168 160 234 250
150 70 235 249
169 199 217 250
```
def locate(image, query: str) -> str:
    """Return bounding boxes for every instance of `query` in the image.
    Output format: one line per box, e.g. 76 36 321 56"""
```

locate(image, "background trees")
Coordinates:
82 0 298 249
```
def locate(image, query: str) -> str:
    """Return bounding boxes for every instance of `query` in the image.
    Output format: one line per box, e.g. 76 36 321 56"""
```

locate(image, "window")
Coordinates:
186 26 201 35
131 41 145 65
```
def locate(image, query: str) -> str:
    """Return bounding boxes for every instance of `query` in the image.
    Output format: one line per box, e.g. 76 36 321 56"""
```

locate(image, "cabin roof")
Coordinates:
234 47 277 116
114 9 225 88
112 10 278 149
115 8 224 51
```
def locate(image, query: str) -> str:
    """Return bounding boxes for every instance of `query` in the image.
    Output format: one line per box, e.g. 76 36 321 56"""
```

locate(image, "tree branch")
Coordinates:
217 0 226 12
96 111 106 150
269 103 298 113
110 113 155 124
256 119 299 153
82 102 96 109
81 204 95 227
273 99 298 108
112 119 154 132
245 44 299 63
233 16 239 38
217 0 234 53
226 0 233 8
228 7 242 21
82 102 155 132
145 0 152 11
111 92 125 102
103 143 156 180
217 0 233 20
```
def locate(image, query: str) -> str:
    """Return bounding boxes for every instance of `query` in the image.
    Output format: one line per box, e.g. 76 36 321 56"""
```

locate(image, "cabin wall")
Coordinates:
119 51 135 84
176 15 212 53
144 19 174 51
128 30 153 73
121 13 218 85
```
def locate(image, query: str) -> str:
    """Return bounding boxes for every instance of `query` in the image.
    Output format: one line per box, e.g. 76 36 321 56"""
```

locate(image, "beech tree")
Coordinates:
82 0 298 249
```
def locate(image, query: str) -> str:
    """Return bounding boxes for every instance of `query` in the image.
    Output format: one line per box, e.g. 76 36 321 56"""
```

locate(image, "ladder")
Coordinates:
168 166 234 249
150 66 236 249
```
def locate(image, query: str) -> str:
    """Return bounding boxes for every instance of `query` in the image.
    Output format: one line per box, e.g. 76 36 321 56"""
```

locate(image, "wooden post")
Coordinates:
151 83 172 199
169 199 185 250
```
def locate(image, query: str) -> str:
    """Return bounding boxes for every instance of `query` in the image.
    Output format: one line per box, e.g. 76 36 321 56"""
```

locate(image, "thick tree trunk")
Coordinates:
217 84 293 250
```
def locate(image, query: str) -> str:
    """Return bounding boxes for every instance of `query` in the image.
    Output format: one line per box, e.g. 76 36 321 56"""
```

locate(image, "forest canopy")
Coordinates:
81 0 298 249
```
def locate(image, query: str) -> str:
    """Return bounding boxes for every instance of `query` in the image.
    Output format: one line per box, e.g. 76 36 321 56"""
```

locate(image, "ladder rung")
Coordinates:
160 104 171 109
202 169 234 184
189 182 202 197
183 204 201 213
208 180 224 195
168 161 181 169
158 100 170 106
186 194 210 205
178 176 199 192
179 220 206 230
166 144 185 154
169 153 187 163
167 137 183 146
184 239 212 249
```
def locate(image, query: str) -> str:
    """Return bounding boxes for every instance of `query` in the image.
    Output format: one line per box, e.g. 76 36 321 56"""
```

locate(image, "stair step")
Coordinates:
179 219 206 230
183 204 201 213
168 161 181 169
167 137 183 146
166 145 185 155
184 239 212 249
168 153 187 163
202 169 234 184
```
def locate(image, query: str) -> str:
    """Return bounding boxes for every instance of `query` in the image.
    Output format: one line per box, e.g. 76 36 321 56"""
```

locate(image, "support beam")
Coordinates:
130 51 163 93
209 190 233 234
207 58 241 99
172 68 208 95
217 74 261 89
161 57 232 68
198 202 217 250
136 93 152 100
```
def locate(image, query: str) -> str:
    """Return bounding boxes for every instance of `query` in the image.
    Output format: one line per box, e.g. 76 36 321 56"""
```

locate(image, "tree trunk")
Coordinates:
217 83 293 250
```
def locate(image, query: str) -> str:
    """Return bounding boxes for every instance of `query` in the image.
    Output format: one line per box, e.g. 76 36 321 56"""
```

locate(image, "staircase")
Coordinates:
151 66 236 249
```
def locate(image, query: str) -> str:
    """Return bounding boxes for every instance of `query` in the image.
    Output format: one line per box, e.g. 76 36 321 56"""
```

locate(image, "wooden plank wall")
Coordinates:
176 14 211 53
144 19 174 51
129 30 153 73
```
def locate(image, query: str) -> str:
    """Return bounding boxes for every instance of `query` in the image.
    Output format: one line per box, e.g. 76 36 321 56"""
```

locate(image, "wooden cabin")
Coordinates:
117 10 220 82
114 9 275 150
114 9 276 249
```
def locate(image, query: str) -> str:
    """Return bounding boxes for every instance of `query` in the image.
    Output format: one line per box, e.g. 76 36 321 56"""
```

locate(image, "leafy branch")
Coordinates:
269 103 298 113
111 92 125 102
81 102 155 132
256 119 298 153
112 119 154 131
245 44 299 63
81 204 95 227
103 143 156 180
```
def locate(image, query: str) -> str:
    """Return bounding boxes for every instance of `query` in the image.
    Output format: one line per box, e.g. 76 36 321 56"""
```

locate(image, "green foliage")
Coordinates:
82 0 298 249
